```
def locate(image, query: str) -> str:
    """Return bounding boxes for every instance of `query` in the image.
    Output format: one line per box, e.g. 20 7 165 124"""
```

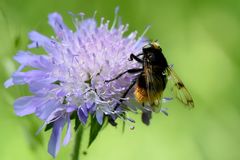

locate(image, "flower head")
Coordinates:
5 9 148 157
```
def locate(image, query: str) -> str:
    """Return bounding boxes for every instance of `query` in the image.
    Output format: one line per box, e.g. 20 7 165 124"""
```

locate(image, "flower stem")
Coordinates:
72 125 84 160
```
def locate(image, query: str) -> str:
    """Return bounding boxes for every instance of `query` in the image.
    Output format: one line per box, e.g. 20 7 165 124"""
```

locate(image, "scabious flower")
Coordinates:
5 9 149 157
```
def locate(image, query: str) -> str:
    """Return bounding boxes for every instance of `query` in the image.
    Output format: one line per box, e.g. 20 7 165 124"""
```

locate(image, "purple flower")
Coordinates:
5 10 148 157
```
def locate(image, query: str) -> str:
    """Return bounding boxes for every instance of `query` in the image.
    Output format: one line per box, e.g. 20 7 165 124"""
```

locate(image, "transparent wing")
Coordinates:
166 67 194 108
145 63 154 105
145 63 163 111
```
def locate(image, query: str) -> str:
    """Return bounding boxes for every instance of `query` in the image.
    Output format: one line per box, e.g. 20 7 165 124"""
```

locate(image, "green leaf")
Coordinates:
44 122 53 132
52 80 62 85
88 115 102 147
121 113 126 133
102 116 109 129
122 120 126 133
74 116 81 131
70 111 77 120
70 111 81 131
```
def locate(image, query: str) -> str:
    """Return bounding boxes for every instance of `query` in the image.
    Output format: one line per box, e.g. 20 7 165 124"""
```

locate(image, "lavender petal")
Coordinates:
14 96 38 116
63 115 71 145
48 117 65 158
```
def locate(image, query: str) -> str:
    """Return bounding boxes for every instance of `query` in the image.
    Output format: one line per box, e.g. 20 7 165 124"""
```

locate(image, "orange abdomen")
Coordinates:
134 86 149 103
134 85 163 104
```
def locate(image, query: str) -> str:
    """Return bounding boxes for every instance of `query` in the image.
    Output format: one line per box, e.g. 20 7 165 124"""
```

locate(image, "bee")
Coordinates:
105 41 194 125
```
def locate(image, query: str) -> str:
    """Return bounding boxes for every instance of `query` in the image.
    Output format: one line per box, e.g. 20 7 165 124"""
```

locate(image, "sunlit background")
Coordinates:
1 0 240 160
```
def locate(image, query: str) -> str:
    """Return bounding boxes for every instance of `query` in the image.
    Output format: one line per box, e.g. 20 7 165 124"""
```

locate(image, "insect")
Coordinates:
105 41 194 125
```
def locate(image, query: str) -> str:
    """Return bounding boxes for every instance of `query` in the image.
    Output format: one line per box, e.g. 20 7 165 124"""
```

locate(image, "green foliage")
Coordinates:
44 122 53 132
74 112 81 132
88 115 103 148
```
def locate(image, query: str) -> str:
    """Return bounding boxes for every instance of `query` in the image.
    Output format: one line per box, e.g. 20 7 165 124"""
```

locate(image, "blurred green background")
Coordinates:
1 0 240 160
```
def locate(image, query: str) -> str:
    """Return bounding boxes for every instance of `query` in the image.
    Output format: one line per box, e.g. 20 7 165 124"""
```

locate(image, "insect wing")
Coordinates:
145 63 164 111
166 67 194 108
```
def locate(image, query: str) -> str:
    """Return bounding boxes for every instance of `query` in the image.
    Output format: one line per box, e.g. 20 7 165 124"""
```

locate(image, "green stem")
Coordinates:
72 125 84 160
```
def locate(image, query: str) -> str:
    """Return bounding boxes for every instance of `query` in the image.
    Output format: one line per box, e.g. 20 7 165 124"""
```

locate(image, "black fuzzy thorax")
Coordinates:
138 46 169 91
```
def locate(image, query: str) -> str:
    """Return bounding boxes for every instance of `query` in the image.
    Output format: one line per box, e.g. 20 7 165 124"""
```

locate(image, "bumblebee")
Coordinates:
105 42 194 125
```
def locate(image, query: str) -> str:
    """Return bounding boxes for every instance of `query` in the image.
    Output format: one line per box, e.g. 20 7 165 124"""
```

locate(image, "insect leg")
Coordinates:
105 68 142 83
108 78 138 126
113 78 137 110
129 53 143 63
141 110 152 125
108 116 118 126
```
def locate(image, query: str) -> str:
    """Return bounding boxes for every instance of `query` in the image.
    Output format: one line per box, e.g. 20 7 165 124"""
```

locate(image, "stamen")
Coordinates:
121 24 129 34
162 97 173 103
160 107 169 116
111 6 120 31
68 12 80 29
116 113 136 124
126 117 135 123
100 17 105 27
134 25 151 48
93 10 97 19
79 12 85 21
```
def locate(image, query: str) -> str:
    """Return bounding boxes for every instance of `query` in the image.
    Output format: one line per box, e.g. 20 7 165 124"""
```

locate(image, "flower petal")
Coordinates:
4 78 14 88
11 72 26 85
28 31 60 57
28 31 52 48
77 105 88 125
11 70 49 86
14 96 39 116
96 109 104 125
28 77 58 95
48 117 65 158
45 107 65 123
63 115 71 145
82 103 88 117
48 12 71 40
14 51 51 69
36 100 61 121
66 105 77 113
